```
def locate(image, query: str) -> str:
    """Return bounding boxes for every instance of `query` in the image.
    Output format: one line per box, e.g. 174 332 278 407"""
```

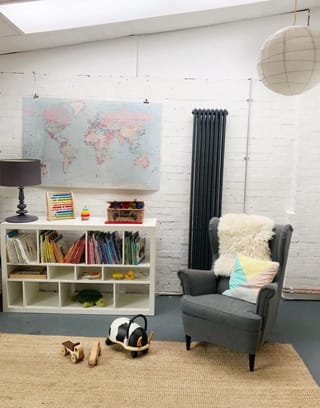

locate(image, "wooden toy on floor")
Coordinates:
61 340 84 363
88 340 101 367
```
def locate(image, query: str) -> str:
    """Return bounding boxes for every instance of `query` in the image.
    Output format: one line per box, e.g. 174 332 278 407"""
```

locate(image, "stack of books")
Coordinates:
87 231 122 264
39 230 68 263
6 230 37 264
39 230 85 264
124 231 146 265
63 235 86 264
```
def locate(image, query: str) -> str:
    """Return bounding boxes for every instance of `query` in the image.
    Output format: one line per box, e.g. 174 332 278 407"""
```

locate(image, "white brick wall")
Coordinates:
0 10 320 295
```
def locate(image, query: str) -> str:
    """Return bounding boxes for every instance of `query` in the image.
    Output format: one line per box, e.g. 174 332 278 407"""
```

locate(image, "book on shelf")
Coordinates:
63 235 85 263
87 231 122 264
97 233 108 264
95 234 104 263
135 236 146 265
39 230 54 263
39 230 71 263
6 231 37 264
55 234 68 258
18 234 37 263
89 232 100 264
6 233 19 264
124 231 146 265
104 234 114 264
51 241 64 263
87 232 100 264
72 236 86 264
112 231 123 262
108 232 121 264
49 233 67 262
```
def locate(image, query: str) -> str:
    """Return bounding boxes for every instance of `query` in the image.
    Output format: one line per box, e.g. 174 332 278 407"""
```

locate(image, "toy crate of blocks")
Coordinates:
106 201 144 224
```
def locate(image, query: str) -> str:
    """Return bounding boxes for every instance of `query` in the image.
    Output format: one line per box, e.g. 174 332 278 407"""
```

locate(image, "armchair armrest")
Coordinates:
256 282 280 344
177 269 217 296
256 282 278 316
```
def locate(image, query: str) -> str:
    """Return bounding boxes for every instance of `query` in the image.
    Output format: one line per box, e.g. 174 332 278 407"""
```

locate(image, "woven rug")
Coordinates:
0 333 319 408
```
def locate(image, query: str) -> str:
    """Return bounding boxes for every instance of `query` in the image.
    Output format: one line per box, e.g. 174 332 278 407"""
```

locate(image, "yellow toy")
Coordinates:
112 271 135 280
113 272 124 280
125 270 135 280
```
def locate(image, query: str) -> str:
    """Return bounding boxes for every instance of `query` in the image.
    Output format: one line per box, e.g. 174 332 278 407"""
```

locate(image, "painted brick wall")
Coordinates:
0 10 319 295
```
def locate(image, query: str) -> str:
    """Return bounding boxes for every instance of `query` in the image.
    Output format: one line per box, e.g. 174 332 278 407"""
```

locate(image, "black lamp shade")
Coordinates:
0 159 41 223
0 159 41 186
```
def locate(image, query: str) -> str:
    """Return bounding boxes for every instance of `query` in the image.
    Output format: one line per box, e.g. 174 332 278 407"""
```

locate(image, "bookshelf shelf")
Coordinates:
1 217 156 315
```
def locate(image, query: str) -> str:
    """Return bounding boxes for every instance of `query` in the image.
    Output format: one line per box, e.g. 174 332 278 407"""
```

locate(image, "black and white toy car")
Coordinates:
105 314 153 358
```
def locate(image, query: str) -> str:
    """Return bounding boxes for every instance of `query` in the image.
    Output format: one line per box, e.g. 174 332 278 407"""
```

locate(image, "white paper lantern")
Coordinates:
257 25 320 96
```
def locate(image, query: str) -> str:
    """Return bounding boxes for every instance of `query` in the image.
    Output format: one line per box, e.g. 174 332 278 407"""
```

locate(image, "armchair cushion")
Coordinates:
223 253 279 303
181 294 262 332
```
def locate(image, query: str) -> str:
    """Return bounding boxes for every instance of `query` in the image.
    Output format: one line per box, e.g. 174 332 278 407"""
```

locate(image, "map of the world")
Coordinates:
22 97 162 189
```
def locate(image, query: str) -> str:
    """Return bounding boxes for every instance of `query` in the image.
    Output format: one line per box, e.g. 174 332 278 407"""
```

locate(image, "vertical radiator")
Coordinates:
188 109 228 270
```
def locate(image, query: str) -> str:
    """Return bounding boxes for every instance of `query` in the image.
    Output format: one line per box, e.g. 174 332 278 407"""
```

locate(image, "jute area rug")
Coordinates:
0 333 319 408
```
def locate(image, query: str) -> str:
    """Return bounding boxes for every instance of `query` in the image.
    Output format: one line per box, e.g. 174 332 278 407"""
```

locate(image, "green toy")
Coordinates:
73 289 106 308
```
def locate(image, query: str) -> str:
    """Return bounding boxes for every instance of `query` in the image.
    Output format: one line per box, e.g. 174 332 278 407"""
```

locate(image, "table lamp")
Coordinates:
0 159 41 223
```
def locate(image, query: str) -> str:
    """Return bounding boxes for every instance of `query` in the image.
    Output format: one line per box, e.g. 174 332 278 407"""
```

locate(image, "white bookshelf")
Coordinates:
1 217 157 315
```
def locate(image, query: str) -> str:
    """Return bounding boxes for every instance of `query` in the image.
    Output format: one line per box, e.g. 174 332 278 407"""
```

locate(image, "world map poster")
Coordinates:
22 97 162 190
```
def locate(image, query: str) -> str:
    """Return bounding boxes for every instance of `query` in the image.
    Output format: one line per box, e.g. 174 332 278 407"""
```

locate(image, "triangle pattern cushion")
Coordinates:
223 253 279 304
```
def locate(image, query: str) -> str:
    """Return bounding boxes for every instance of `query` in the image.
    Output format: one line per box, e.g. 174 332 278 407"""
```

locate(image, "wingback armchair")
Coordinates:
178 217 293 371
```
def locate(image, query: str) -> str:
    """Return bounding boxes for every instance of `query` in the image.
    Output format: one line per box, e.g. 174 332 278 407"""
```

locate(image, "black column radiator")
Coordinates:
188 109 228 270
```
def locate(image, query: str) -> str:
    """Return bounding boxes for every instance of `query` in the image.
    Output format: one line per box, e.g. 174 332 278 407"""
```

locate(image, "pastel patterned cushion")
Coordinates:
223 253 279 304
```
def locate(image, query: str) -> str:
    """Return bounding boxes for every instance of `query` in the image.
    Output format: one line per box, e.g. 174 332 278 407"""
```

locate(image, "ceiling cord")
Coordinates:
293 0 297 25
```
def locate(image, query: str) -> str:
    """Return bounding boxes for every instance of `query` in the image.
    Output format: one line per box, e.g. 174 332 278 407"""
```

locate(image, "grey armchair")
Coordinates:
178 217 293 371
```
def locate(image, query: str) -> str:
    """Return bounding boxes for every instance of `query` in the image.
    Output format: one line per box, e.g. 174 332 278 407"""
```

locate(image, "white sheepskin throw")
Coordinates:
213 213 275 277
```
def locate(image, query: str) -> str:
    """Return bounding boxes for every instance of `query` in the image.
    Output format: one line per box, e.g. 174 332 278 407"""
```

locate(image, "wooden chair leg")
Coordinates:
249 353 255 372
185 335 191 350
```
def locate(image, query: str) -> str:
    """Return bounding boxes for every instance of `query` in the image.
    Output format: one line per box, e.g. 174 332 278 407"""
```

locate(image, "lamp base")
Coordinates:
5 214 38 223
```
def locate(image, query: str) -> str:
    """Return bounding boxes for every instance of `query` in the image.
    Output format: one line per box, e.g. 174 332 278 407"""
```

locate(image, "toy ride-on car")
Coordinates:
61 340 84 363
105 314 154 358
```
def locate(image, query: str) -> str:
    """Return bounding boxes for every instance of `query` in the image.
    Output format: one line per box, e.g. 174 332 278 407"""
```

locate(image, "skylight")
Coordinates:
0 0 269 34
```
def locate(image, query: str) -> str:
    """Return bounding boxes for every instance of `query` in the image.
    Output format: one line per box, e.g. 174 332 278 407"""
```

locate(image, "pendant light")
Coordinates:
257 1 320 96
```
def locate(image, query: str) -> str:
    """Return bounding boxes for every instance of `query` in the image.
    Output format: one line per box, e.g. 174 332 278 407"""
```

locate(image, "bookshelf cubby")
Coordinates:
1 217 156 315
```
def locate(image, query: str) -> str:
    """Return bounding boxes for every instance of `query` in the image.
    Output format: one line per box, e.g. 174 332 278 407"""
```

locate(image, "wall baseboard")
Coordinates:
282 287 320 300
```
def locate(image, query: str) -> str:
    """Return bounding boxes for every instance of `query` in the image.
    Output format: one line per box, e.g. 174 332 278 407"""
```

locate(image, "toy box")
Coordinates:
106 201 144 224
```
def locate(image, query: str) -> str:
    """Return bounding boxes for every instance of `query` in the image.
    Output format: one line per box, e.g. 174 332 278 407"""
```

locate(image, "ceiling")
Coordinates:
0 0 318 55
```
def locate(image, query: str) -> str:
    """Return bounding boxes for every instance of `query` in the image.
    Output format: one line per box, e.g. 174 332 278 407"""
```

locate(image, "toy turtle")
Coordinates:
73 289 106 308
